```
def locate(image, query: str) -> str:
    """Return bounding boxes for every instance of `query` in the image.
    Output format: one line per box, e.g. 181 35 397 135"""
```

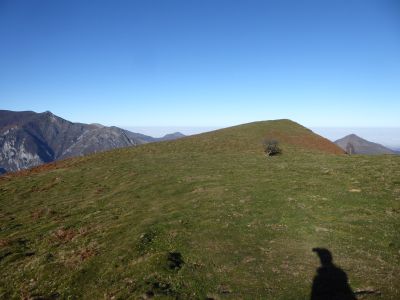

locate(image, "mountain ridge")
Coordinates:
0 110 185 173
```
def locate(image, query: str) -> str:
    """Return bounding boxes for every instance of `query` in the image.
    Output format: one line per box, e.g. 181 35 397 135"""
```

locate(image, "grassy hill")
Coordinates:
0 120 399 299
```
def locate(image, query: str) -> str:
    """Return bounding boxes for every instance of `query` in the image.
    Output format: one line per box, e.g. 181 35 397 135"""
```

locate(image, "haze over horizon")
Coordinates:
1 1 399 133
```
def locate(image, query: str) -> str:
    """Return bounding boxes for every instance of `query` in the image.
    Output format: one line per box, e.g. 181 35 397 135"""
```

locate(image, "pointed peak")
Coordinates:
341 134 363 140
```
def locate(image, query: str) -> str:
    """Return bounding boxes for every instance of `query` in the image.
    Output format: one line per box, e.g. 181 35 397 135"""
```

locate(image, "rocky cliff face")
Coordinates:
0 110 154 173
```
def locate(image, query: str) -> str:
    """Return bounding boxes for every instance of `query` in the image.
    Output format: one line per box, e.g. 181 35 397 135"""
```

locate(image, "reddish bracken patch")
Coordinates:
2 161 63 179
265 130 344 155
31 207 57 220
0 239 10 248
0 156 85 180
62 244 99 268
79 246 98 261
53 228 78 243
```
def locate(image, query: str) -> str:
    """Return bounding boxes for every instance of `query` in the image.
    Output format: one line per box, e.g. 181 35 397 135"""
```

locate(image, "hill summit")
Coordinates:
177 119 344 155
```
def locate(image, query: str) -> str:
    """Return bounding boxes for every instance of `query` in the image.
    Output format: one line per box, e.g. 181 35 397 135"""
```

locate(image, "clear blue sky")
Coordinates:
1 0 399 129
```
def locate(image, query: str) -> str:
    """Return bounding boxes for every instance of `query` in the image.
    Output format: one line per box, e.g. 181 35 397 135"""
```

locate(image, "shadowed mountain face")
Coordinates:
0 110 184 173
335 134 396 155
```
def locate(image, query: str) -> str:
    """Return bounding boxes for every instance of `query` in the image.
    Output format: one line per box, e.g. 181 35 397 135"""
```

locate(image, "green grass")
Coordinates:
0 120 399 299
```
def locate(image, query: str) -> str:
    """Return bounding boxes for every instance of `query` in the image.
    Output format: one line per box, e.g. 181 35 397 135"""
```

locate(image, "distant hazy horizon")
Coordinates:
122 126 220 138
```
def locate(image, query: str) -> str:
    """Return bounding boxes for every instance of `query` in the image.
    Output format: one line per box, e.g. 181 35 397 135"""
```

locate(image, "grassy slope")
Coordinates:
0 120 399 299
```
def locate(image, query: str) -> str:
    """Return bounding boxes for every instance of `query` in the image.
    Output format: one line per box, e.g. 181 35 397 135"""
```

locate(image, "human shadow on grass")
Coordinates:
311 248 356 300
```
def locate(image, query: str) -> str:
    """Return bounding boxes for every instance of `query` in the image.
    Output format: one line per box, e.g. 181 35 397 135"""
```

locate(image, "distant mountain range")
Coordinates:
0 110 184 173
334 134 397 155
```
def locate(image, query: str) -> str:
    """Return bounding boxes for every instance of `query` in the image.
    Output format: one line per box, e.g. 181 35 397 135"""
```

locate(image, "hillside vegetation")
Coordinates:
0 120 399 299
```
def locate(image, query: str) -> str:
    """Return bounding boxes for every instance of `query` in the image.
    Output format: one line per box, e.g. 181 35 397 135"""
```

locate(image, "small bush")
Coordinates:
263 139 282 156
